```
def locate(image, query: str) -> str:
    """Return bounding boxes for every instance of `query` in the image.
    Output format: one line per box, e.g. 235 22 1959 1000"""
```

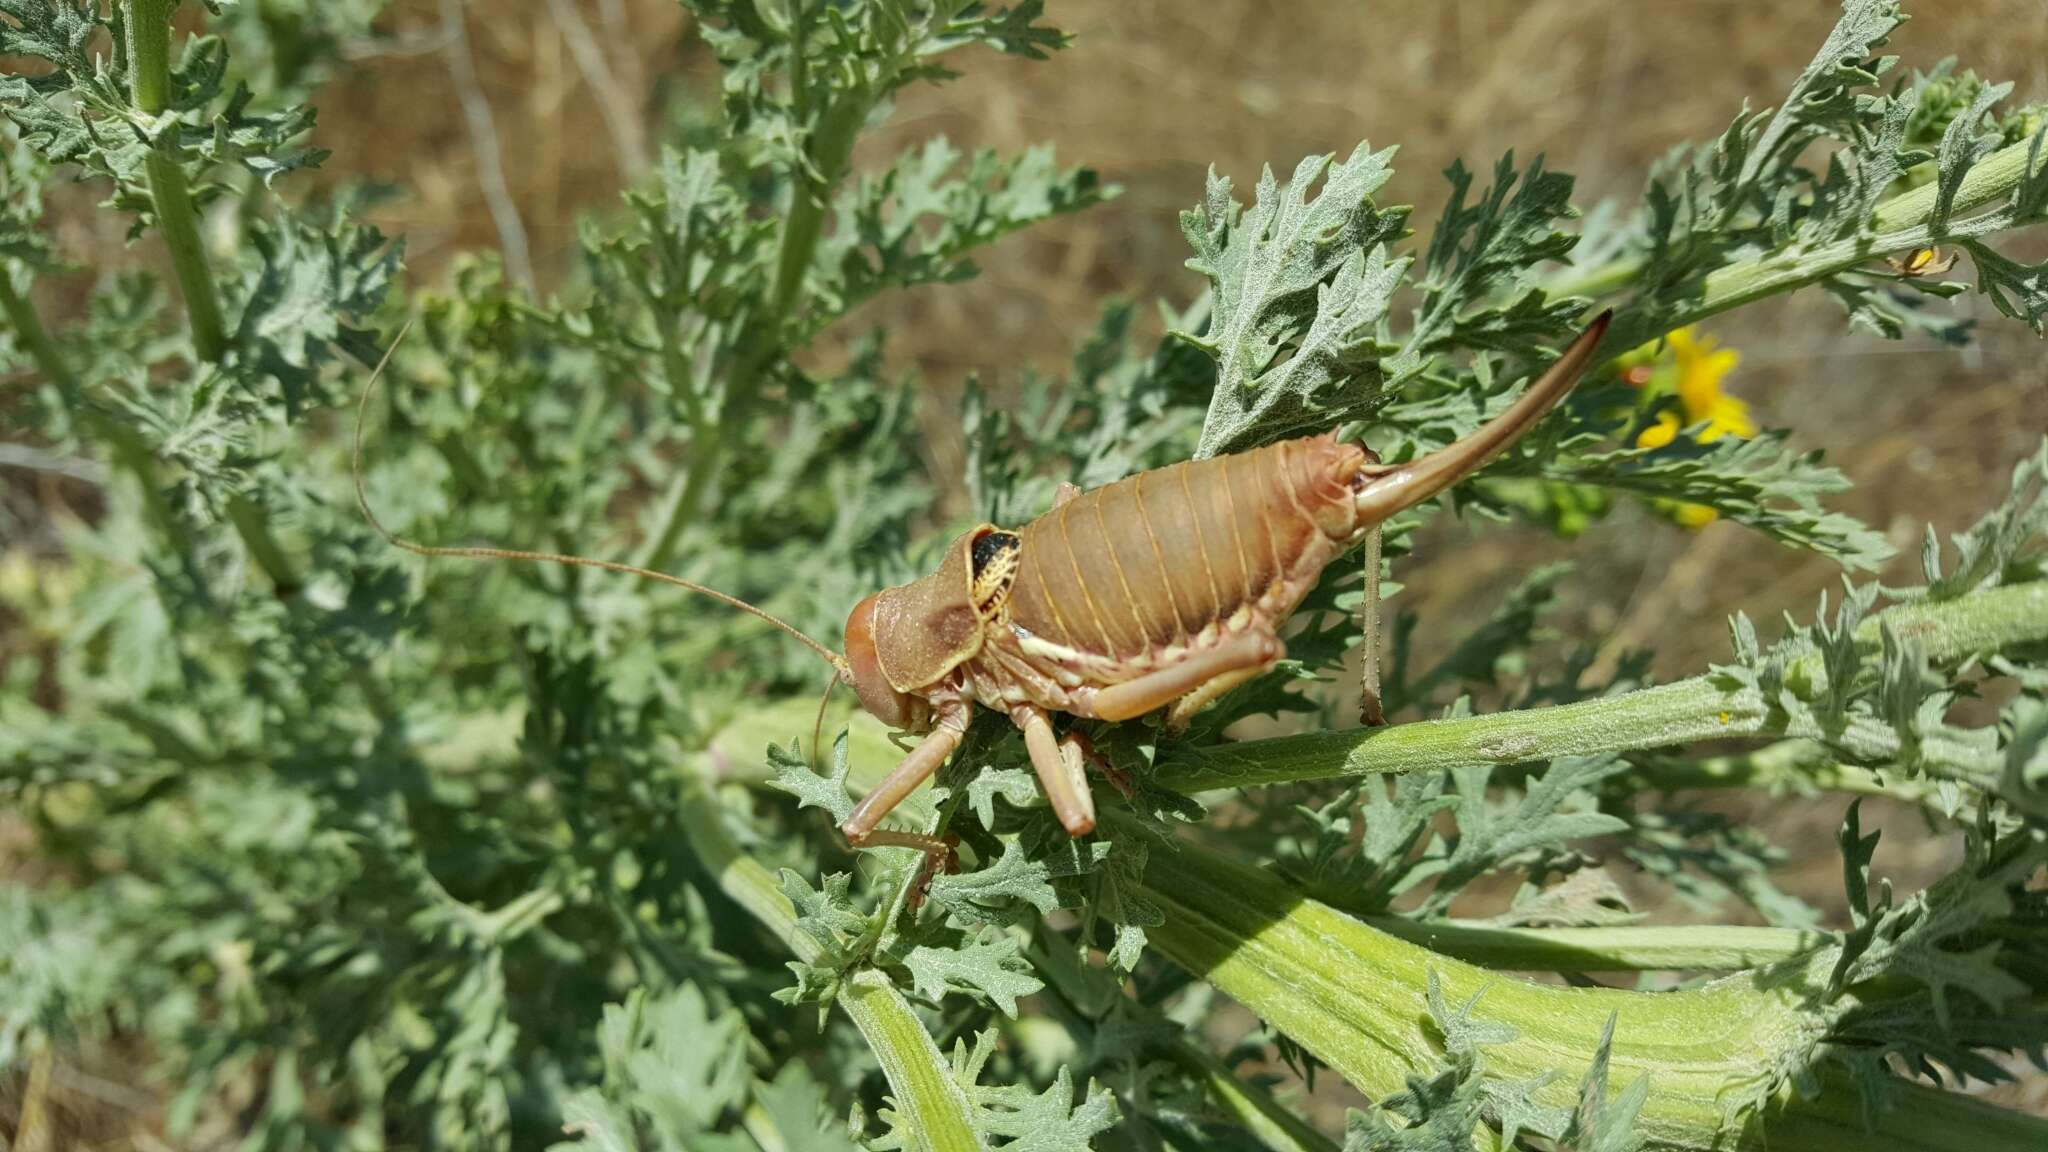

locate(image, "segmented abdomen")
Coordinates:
1004 434 1364 666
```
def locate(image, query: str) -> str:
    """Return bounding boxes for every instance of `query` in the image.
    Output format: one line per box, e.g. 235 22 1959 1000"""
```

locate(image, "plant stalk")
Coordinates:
225 494 299 593
1362 919 1824 972
641 88 873 573
1554 134 2045 347
128 0 230 363
1154 582 2048 792
1622 740 1937 806
0 270 77 390
1138 838 2048 1152
675 775 982 1151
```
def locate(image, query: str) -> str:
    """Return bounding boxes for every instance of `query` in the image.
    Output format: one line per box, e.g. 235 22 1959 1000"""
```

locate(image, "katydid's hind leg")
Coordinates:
854 829 959 913
1085 629 1282 723
1014 705 1097 837
1164 663 1270 733
1358 451 1387 728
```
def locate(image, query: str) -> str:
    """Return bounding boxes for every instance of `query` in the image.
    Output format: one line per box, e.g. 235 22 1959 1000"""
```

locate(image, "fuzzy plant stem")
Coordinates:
127 4 303 589
1362 919 1824 973
1557 134 2046 348
0 271 75 389
1138 838 2048 1152
128 0 229 363
1154 582 2048 793
640 87 873 574
675 776 982 1152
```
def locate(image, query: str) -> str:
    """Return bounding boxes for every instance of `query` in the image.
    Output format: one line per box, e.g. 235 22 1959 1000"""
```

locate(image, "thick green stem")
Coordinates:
675 776 982 1151
128 0 229 363
1155 582 2048 792
1139 841 2048 1152
641 90 872 573
226 494 299 593
0 271 76 389
1552 135 2045 343
1363 919 1823 972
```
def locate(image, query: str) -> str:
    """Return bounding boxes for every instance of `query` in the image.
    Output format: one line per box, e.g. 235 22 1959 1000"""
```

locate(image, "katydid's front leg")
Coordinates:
841 703 969 853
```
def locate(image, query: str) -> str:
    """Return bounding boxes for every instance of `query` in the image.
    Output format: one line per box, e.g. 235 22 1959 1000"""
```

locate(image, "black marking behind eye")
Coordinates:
972 530 1021 576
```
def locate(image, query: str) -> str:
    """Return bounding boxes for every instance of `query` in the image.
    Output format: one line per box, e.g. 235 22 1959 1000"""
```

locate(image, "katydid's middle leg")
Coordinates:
1014 704 1097 836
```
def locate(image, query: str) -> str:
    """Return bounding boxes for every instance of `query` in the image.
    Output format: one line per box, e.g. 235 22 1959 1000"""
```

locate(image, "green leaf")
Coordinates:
944 1030 1117 1152
1918 437 2048 599
1398 151 1581 367
818 138 1106 326
753 1063 863 1152
1934 80 2015 228
1529 431 1895 571
1564 1015 1650 1152
231 206 399 419
1961 237 2048 334
769 733 859 827
776 870 879 1014
928 838 1068 924
898 934 1042 1018
551 1090 640 1152
1424 757 1632 916
1176 143 1409 457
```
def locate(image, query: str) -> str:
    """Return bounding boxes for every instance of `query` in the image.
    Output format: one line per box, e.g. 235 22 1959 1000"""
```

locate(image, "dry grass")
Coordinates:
7 0 2048 1143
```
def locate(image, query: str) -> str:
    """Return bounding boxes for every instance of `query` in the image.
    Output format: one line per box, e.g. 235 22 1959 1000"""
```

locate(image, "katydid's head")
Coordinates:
842 591 929 731
840 526 996 733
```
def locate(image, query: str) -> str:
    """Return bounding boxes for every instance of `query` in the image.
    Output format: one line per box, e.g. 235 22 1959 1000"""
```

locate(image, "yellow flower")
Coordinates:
1634 325 1756 527
1662 326 1755 443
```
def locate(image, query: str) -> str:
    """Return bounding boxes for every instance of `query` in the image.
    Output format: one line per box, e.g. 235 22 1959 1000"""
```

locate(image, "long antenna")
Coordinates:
352 320 852 680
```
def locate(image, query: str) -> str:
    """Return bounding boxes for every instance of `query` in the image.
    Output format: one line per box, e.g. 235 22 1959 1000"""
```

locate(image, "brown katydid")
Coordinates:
354 311 1611 860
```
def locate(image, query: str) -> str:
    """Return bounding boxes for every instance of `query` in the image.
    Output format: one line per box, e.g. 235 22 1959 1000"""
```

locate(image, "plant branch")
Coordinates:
1362 919 1825 972
1557 135 2046 347
127 0 228 363
225 494 299 593
1137 836 2048 1152
1618 739 1935 806
437 0 534 290
0 269 74 390
675 774 982 1151
1154 582 2048 792
641 87 873 574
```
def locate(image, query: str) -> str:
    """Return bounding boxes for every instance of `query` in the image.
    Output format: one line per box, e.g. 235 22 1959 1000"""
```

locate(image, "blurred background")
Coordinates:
8 0 2048 1138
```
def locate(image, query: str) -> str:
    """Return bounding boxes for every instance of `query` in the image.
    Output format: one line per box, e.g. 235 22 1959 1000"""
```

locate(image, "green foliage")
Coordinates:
1175 143 1407 457
4 3 2048 1151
